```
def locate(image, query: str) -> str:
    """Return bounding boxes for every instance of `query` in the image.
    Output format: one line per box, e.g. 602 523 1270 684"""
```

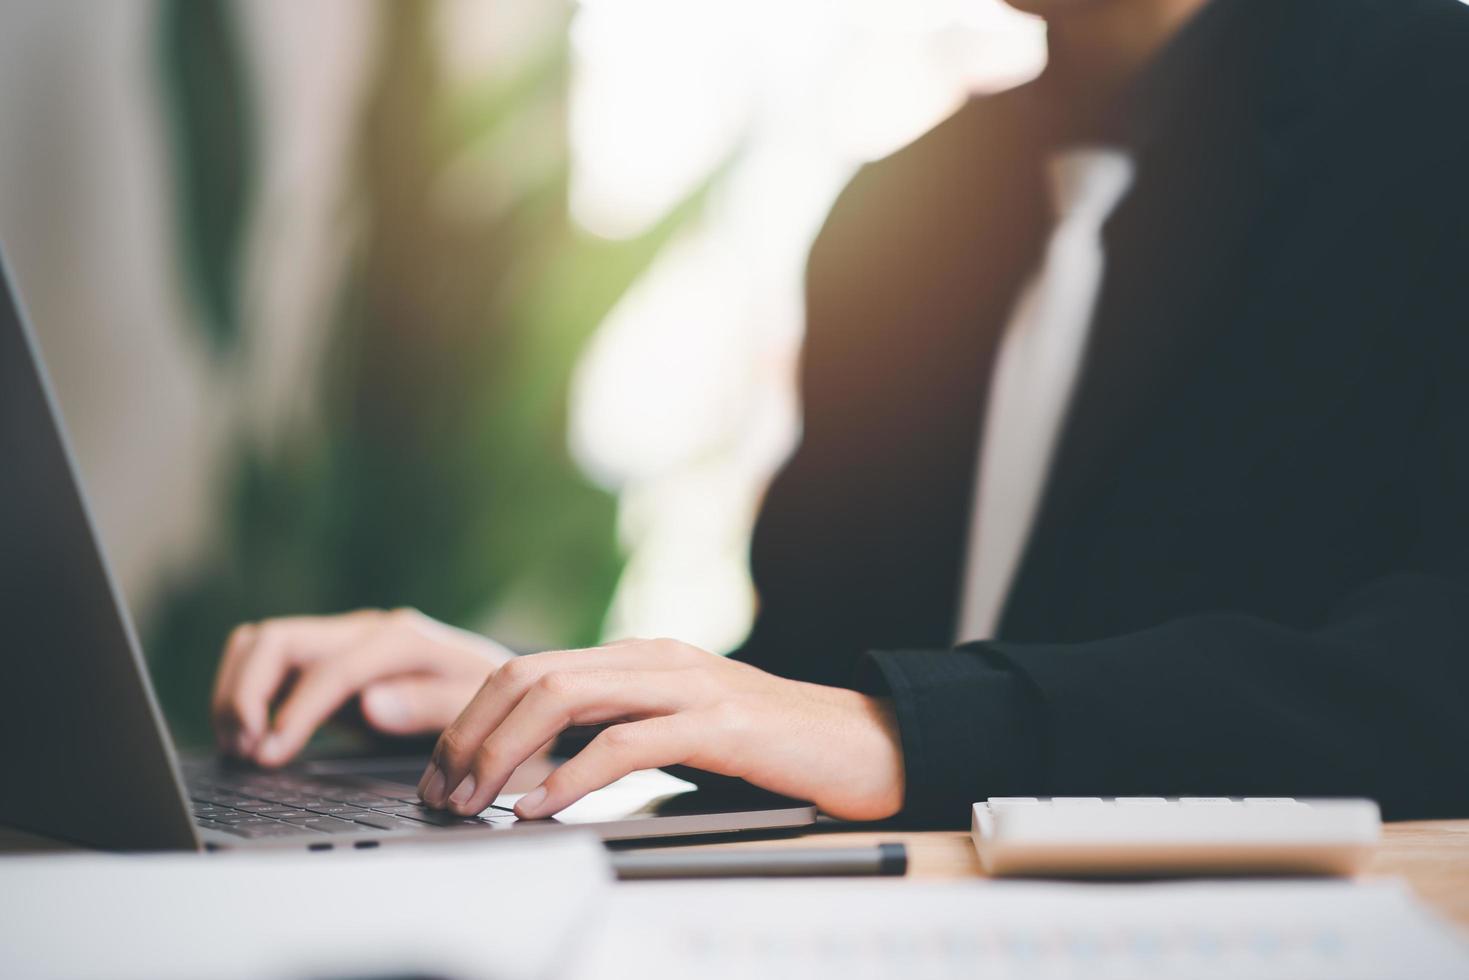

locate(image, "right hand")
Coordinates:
211 608 512 768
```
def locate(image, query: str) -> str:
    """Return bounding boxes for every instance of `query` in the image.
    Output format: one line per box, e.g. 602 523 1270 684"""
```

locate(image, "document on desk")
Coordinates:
567 878 1469 980
0 833 608 980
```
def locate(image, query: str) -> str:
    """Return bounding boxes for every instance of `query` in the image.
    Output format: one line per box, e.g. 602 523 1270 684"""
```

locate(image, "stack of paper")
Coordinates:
0 833 608 980
569 878 1469 979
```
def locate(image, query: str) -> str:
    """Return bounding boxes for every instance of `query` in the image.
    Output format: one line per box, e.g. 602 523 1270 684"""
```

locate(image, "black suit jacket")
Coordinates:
732 0 1469 824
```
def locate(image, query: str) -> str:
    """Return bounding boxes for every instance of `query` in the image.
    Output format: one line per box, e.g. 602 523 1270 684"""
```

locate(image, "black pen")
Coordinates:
610 843 907 880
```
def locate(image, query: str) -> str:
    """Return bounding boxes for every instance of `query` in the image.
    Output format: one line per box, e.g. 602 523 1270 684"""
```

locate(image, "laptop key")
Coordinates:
228 823 312 839
304 804 369 817
396 805 489 827
267 793 317 806
351 813 422 832
307 817 373 834
338 795 399 807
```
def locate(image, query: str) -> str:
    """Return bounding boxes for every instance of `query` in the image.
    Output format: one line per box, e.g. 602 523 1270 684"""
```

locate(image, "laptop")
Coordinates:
0 247 817 852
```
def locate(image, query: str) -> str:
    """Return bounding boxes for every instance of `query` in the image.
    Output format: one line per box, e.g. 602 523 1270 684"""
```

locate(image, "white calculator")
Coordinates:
971 797 1381 877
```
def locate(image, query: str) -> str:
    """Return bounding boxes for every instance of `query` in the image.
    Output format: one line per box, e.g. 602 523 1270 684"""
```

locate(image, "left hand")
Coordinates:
210 608 512 767
416 638 906 822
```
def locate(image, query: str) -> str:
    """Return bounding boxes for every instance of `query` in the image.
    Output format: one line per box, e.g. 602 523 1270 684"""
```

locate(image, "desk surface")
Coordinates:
5 820 1467 929
676 820 1469 930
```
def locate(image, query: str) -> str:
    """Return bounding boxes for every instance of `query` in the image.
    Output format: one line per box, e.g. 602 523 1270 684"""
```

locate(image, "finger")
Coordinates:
420 641 694 804
256 633 442 766
361 677 473 735
444 668 690 815
211 623 260 753
220 627 304 757
223 614 377 758
515 714 702 819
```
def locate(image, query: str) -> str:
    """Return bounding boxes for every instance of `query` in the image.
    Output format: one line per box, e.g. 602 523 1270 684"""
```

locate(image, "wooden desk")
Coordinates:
665 821 1469 930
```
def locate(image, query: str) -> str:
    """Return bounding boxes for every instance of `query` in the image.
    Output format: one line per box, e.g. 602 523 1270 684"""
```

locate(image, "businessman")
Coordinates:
211 0 1469 826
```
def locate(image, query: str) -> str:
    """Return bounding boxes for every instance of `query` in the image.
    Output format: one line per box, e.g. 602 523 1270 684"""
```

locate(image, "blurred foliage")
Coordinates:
157 0 254 355
148 0 708 745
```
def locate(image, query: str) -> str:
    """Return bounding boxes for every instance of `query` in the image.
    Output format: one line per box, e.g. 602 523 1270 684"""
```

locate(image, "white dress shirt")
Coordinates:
955 148 1137 643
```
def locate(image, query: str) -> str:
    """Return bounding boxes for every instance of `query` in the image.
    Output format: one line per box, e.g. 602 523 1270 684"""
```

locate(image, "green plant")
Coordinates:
149 0 708 745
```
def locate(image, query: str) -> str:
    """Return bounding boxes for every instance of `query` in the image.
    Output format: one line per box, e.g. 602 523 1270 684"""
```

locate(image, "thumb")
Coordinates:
361 677 470 735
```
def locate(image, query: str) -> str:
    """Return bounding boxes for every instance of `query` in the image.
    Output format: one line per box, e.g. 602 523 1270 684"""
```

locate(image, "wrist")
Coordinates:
815 687 905 821
854 693 906 820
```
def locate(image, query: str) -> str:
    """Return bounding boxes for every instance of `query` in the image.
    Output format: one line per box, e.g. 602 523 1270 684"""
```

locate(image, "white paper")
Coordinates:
567 878 1469 980
0 832 609 980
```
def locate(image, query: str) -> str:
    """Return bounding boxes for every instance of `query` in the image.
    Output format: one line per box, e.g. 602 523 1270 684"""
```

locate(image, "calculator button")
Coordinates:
988 797 1040 805
1242 797 1300 806
1115 797 1169 805
1179 797 1236 805
1051 797 1105 805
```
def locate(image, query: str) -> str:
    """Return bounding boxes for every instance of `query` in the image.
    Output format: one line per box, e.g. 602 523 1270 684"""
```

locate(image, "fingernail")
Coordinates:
515 785 549 819
448 774 477 810
422 766 446 806
364 687 405 727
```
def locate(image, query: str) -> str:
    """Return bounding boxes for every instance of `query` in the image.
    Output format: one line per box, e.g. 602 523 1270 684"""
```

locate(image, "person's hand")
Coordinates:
416 638 906 822
211 608 512 767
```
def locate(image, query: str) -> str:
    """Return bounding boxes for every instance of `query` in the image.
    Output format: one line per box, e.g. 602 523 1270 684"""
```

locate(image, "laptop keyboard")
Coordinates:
189 772 513 840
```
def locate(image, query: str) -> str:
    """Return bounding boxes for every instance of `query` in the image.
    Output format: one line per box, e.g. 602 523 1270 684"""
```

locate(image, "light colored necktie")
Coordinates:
956 148 1137 644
